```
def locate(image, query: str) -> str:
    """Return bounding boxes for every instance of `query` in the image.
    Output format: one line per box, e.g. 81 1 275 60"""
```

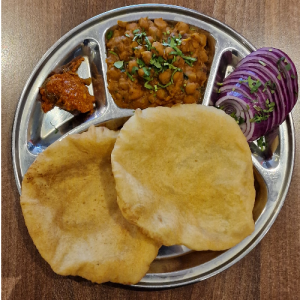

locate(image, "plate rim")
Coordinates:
12 4 296 289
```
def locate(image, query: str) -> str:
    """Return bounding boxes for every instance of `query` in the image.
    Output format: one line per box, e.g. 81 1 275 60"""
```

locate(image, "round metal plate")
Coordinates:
12 4 295 289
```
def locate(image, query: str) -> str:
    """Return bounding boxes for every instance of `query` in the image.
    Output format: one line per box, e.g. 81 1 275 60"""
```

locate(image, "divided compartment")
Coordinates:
103 19 216 108
27 39 106 154
209 49 281 169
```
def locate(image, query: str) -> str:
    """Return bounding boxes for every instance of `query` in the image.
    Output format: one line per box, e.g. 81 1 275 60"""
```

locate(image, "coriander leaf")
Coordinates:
259 60 266 66
144 81 153 89
142 67 150 77
133 29 140 34
285 63 291 71
126 72 135 82
291 74 296 79
145 36 152 50
256 136 267 151
131 66 139 74
137 58 145 67
114 61 124 69
125 33 130 38
106 30 113 40
109 50 118 56
158 82 172 88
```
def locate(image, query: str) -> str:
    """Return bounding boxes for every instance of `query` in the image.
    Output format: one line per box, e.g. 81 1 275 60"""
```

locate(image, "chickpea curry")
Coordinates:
106 18 212 109
40 56 95 114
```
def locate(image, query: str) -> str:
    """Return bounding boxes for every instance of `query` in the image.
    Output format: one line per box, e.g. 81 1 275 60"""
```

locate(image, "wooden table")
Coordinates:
2 1 299 299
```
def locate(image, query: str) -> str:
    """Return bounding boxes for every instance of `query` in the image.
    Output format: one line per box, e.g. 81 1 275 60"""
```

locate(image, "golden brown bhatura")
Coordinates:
20 126 160 285
111 104 255 251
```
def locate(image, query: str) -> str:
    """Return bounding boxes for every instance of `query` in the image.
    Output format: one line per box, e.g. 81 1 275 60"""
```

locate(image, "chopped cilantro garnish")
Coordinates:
131 66 139 74
142 67 150 78
125 33 130 38
126 72 135 82
133 29 140 34
277 74 282 80
291 74 296 79
50 122 58 134
230 112 245 125
247 76 262 93
109 50 118 56
259 60 266 66
144 81 153 89
285 63 291 71
145 36 152 50
114 61 124 69
106 30 113 40
137 58 145 68
216 82 223 86
257 136 267 151
180 86 185 92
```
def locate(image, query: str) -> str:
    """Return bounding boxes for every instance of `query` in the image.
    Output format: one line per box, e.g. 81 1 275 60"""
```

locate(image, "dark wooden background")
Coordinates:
2 0 300 299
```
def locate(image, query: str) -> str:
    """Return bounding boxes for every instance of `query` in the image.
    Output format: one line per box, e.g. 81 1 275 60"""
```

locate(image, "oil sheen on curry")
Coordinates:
106 18 212 109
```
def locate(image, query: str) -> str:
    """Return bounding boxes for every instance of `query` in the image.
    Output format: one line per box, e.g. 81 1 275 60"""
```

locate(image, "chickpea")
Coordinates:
148 94 156 104
126 22 138 31
148 26 162 39
163 47 174 60
173 71 183 85
107 68 121 80
186 71 197 82
134 45 144 58
192 33 207 46
154 18 167 30
156 89 168 100
129 86 143 100
146 36 154 44
173 56 185 68
119 50 131 61
151 42 164 56
138 68 145 78
175 22 189 35
197 49 208 62
117 20 127 28
124 30 134 39
197 71 207 84
119 78 129 90
184 95 196 103
141 51 152 65
138 17 149 29
192 40 199 49
159 69 172 85
131 41 139 48
128 60 138 73
180 39 192 53
185 82 197 94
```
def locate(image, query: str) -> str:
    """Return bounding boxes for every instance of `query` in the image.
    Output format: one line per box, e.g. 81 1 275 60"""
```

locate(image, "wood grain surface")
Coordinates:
2 0 299 299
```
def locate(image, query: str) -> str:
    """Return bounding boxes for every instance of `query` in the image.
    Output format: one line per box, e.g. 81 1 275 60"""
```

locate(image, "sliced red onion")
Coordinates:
215 47 298 142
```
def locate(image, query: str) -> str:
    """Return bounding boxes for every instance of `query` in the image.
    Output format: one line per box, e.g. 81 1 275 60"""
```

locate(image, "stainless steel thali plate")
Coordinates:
12 4 295 289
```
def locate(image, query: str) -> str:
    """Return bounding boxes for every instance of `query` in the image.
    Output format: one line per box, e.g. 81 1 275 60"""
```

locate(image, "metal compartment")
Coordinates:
12 4 295 289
